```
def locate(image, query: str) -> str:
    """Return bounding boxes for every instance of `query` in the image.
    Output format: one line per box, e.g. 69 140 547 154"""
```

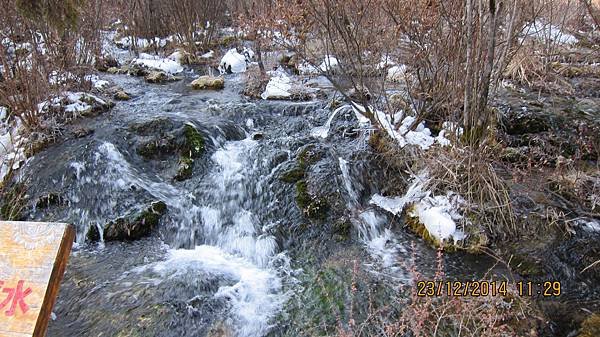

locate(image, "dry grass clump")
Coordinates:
547 169 600 216
422 143 518 241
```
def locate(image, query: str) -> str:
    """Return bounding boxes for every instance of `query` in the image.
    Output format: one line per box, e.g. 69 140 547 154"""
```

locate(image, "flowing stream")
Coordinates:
20 71 510 336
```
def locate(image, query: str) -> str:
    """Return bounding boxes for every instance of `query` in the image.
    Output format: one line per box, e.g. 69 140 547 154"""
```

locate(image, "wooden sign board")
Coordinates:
0 222 75 337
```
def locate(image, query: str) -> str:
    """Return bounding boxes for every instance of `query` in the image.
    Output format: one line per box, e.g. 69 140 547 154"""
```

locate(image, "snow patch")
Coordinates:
387 65 407 83
85 74 110 89
370 172 465 243
200 50 214 59
410 193 465 243
524 20 578 45
261 70 292 100
132 53 183 74
219 48 253 74
298 55 339 75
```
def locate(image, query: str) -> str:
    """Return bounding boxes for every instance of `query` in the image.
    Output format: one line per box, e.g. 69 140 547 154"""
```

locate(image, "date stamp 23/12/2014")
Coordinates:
415 280 562 297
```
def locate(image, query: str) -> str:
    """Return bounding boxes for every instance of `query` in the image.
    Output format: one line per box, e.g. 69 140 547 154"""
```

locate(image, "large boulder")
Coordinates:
191 76 225 90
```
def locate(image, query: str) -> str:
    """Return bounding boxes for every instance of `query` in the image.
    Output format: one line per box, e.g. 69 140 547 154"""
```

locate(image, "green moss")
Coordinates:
305 197 329 220
295 180 311 209
298 145 321 169
182 124 204 158
332 216 352 240
580 314 600 337
279 166 305 183
102 201 167 241
295 180 329 220
174 156 194 181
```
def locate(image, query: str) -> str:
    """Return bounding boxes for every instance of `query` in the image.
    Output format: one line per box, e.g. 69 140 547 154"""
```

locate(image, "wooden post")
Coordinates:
0 221 75 337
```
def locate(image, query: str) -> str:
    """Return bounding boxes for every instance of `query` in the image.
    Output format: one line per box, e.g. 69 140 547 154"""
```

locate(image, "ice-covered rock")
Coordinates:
386 65 407 83
261 70 292 99
132 53 183 74
218 48 253 74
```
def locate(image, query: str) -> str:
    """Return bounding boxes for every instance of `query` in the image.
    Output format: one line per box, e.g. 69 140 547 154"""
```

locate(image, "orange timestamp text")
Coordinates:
416 280 562 297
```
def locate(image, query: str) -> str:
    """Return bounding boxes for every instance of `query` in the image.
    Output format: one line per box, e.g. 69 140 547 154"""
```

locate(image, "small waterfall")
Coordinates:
62 136 286 337
338 157 407 276
310 105 351 139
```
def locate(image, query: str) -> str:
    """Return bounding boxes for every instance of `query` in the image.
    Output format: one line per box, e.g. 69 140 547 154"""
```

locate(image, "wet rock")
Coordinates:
251 132 263 140
113 90 131 101
145 71 168 84
73 127 94 138
174 157 193 181
191 76 224 90
129 118 175 136
91 201 168 242
36 193 66 209
503 110 551 135
137 137 178 159
279 166 304 183
95 57 120 72
270 152 289 168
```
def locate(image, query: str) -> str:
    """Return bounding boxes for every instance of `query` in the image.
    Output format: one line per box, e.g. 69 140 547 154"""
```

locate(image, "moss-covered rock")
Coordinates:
191 76 224 90
295 180 329 220
304 197 329 220
332 216 352 240
279 166 305 183
114 90 131 101
145 71 167 84
93 201 168 241
295 180 311 210
174 156 194 181
182 123 204 158
298 145 321 169
137 137 178 159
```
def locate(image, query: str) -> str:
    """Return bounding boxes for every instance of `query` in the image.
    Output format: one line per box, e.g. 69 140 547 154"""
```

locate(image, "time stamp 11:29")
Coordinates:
415 280 562 297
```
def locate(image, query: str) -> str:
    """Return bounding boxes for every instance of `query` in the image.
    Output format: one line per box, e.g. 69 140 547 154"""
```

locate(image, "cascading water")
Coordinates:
337 157 408 278
21 73 296 337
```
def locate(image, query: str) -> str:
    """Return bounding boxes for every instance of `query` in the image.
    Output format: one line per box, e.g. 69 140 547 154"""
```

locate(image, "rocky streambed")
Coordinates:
6 56 599 337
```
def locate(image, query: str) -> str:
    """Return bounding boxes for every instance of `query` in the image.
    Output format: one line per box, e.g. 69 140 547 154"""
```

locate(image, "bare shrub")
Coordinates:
114 0 227 55
0 0 105 129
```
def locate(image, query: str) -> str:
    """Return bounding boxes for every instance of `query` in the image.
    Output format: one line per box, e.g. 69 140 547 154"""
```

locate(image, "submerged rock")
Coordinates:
88 201 167 242
191 76 224 90
113 90 131 101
